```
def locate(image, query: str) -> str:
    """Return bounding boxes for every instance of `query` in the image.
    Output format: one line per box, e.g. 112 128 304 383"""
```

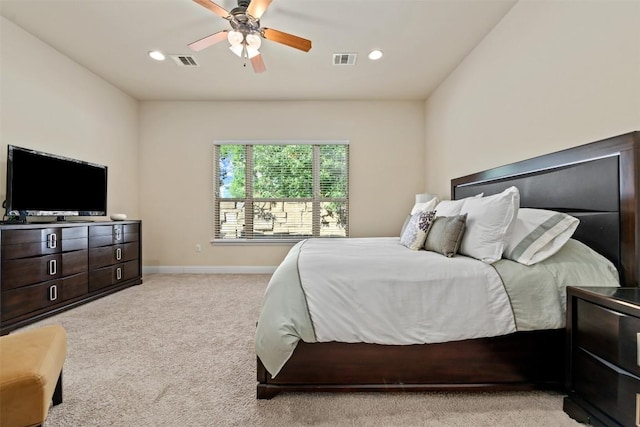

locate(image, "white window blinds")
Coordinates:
214 141 349 241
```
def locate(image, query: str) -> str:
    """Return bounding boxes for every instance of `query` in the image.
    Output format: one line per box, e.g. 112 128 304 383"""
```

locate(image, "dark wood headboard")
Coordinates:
451 131 639 287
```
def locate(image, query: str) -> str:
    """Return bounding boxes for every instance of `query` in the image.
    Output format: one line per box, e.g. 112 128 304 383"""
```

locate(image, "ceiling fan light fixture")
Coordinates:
245 47 260 59
229 44 260 59
246 33 261 50
229 31 261 58
229 45 244 57
246 47 260 59
227 31 244 47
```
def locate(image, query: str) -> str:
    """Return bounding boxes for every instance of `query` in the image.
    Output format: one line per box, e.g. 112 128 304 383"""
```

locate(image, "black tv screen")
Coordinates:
5 145 107 218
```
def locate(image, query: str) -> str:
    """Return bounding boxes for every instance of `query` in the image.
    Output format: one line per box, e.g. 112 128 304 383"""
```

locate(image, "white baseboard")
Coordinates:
142 265 277 275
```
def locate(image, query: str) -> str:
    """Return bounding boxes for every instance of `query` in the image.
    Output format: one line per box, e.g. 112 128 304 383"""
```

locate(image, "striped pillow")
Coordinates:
503 208 579 265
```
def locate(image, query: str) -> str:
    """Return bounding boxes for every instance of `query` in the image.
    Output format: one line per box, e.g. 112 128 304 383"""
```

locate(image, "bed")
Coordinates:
255 131 639 399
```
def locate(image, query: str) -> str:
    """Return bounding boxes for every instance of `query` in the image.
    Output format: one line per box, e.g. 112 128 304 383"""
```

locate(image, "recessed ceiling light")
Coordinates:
368 50 383 61
148 50 166 61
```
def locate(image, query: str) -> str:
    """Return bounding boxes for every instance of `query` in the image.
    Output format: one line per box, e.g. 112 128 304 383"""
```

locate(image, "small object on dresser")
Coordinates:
0 216 26 225
110 213 127 221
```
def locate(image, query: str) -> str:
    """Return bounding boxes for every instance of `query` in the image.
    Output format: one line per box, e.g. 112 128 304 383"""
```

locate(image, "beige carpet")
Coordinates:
22 273 584 426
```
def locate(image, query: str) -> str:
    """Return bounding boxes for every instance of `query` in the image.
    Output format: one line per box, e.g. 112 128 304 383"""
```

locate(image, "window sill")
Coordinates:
210 239 303 246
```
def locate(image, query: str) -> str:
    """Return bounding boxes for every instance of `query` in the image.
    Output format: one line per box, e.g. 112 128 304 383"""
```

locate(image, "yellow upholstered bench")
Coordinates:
0 324 67 427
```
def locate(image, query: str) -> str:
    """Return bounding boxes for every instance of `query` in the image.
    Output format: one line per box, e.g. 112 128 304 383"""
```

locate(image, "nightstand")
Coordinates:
564 286 640 426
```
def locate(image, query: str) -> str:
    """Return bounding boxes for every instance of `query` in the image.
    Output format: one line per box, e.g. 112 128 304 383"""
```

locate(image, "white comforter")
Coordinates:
255 237 620 377
299 238 516 345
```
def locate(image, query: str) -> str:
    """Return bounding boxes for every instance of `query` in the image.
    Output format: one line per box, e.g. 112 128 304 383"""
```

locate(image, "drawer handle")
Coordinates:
48 259 57 276
116 267 122 280
49 284 57 301
47 233 57 249
114 228 122 241
115 247 122 261
637 394 639 427
637 333 639 368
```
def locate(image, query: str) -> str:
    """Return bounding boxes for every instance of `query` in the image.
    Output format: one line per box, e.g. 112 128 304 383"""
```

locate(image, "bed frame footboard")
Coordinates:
257 329 564 399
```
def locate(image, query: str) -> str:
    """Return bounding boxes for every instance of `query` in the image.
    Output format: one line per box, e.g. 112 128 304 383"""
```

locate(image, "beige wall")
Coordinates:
1 16 426 271
424 0 640 198
139 101 425 269
0 17 140 218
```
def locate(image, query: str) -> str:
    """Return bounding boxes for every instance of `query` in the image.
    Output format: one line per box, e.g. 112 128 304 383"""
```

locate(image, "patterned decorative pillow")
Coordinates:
423 214 467 257
400 210 436 250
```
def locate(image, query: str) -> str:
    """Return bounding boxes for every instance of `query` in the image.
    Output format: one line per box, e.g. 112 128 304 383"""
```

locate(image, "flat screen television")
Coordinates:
4 145 108 221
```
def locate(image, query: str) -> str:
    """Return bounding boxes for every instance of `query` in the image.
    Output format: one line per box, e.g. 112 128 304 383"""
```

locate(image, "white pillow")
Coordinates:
458 186 520 263
503 208 579 265
434 193 483 217
410 197 438 215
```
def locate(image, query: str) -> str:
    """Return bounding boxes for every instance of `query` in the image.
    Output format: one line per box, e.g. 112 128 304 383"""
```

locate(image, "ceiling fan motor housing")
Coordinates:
229 1 260 35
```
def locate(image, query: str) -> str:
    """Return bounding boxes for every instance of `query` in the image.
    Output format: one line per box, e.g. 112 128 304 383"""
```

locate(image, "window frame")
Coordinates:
212 140 349 244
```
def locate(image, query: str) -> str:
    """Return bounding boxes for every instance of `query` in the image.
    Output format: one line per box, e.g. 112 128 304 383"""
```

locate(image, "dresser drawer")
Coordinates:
89 242 139 269
1 227 88 259
62 249 89 276
574 348 640 427
89 224 139 247
2 234 88 261
576 299 640 376
2 254 62 289
2 250 88 290
1 228 61 246
89 260 139 292
1 273 88 321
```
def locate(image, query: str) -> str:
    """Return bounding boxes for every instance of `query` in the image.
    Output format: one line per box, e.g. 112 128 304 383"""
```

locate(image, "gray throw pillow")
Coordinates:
423 214 467 257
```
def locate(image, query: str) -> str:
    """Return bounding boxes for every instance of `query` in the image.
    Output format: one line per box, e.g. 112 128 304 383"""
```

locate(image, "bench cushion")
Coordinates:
0 324 67 427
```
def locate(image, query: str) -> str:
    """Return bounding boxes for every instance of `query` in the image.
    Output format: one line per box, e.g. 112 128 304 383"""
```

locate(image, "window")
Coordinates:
214 141 349 242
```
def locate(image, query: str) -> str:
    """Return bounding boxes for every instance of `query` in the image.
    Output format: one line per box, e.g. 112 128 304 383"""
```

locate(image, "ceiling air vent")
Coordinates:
333 53 357 66
170 55 199 67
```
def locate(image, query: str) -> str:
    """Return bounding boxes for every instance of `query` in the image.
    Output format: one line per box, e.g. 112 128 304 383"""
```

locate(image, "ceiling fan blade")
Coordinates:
251 54 266 74
192 0 230 18
188 30 229 52
246 0 272 19
262 28 312 52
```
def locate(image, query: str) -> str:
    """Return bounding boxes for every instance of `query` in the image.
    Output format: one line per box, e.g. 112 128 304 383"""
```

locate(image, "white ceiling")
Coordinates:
0 0 517 101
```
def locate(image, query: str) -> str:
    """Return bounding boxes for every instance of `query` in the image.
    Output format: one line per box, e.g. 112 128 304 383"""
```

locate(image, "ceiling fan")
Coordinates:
189 0 312 73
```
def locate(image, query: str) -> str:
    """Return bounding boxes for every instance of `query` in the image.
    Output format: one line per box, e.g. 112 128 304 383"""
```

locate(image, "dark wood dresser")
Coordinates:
0 221 142 335
564 286 640 426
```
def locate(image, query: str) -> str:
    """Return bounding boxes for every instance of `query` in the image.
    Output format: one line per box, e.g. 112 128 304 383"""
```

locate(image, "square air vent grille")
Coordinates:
170 55 199 67
333 53 357 66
